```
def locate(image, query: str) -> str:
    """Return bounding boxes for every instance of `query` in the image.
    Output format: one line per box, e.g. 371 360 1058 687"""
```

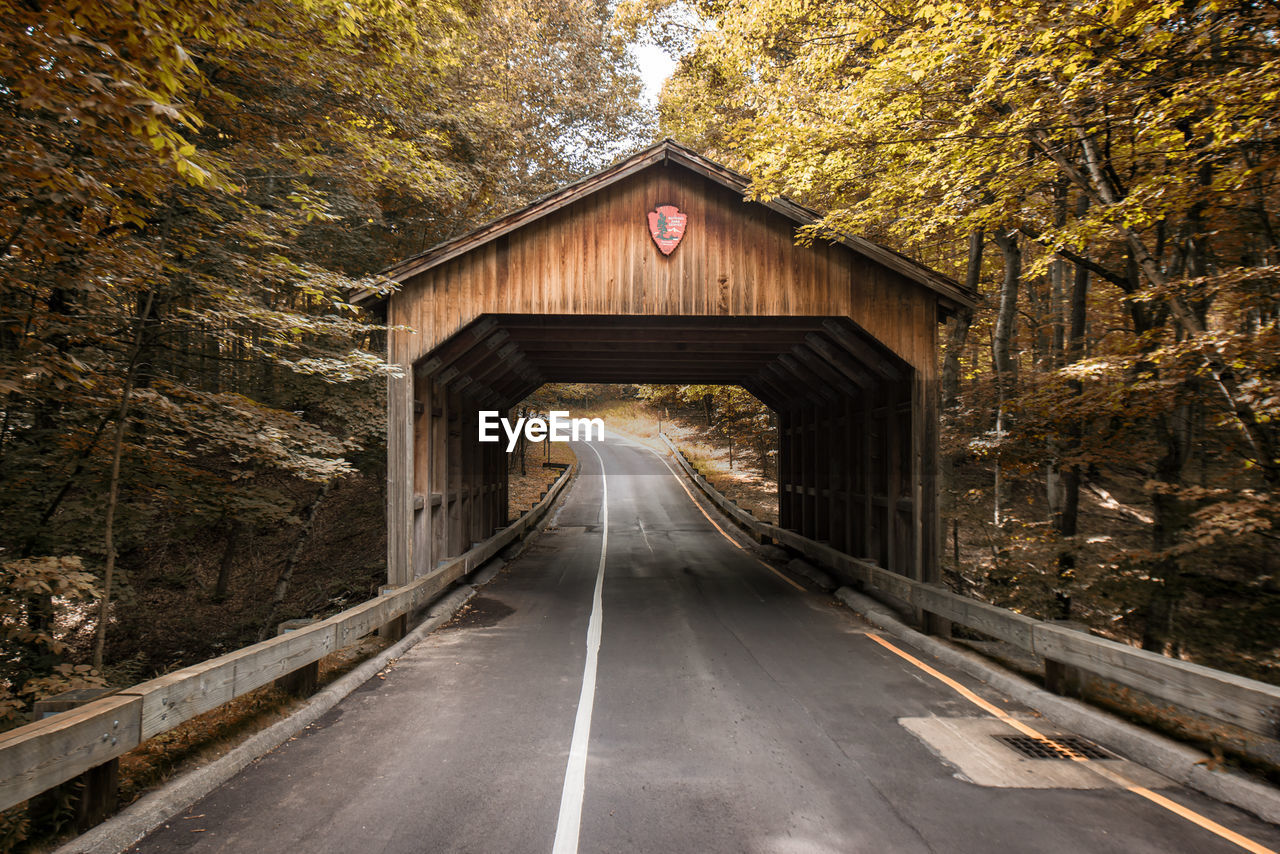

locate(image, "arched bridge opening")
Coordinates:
406 315 922 584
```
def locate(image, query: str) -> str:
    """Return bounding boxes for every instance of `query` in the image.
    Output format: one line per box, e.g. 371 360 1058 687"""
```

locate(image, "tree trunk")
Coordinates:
213 519 243 602
990 230 1021 526
1051 201 1092 619
93 290 156 672
1143 395 1195 652
940 229 983 572
991 230 1021 389
258 479 334 641
941 229 982 410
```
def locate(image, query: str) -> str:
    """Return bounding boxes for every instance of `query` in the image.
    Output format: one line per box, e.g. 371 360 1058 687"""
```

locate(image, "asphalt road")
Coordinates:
130 436 1280 854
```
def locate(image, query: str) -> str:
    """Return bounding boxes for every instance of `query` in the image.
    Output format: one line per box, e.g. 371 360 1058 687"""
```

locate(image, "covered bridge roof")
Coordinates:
354 139 976 317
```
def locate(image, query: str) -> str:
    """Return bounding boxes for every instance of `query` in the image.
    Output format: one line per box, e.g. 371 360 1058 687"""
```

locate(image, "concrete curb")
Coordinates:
787 558 835 591
55 583 479 854
834 586 1280 826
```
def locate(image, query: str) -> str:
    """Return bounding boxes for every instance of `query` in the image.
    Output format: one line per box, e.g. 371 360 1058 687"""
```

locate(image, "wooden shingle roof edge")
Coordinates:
351 139 978 316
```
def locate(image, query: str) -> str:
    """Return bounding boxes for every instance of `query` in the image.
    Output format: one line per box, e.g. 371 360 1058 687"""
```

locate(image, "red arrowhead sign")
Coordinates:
647 205 687 255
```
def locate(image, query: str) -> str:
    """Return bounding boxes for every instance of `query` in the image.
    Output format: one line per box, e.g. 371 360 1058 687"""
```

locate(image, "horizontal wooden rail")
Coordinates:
660 434 1280 743
0 463 574 813
658 434 760 536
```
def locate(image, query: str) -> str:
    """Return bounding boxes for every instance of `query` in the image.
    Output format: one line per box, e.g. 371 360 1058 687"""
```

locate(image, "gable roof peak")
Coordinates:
356 141 975 315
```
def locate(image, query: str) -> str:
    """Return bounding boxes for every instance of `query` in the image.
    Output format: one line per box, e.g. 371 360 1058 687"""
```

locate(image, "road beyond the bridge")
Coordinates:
129 436 1280 854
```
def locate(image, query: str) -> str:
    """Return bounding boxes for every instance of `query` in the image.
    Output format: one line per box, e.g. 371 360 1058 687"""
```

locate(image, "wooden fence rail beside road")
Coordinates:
659 434 1280 747
0 464 574 815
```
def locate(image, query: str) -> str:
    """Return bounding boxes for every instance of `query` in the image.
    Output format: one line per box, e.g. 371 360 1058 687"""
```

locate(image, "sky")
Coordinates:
631 43 677 107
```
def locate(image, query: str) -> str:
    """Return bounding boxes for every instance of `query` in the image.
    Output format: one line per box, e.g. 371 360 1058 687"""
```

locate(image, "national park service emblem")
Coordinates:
647 205 687 255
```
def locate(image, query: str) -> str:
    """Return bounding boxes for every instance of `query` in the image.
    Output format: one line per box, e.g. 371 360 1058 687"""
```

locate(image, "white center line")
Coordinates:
551 442 608 854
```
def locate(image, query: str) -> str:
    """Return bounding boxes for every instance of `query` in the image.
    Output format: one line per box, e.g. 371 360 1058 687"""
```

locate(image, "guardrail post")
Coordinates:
29 688 119 832
1042 620 1091 698
377 585 408 641
1044 659 1086 698
30 755 120 834
275 619 321 696
922 611 952 638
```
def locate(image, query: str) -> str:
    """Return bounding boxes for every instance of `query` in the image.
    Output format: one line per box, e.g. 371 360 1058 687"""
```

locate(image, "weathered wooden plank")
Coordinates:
133 462 574 745
0 695 141 811
1032 624 1280 739
386 164 948 376
322 595 403 651
124 625 336 740
912 585 1037 649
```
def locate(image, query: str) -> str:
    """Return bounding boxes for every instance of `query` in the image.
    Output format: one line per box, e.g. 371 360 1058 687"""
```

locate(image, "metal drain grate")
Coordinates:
995 734 1114 760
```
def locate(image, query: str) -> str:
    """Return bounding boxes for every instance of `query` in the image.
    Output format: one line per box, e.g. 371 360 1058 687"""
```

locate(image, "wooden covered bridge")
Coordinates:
358 140 977 591
12 146 1280 851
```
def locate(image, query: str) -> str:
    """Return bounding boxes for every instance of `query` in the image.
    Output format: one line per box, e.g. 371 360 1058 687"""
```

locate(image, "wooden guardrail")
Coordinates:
659 434 1280 744
0 463 575 814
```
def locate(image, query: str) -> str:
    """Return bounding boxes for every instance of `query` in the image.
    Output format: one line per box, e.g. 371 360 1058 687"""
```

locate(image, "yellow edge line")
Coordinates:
865 633 1277 854
649 448 805 592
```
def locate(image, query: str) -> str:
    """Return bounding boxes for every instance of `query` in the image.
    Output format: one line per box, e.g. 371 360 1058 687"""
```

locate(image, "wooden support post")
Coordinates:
799 406 809 537
30 688 120 832
473 405 485 544
843 396 857 554
810 406 820 541
885 384 906 578
794 406 805 536
377 585 408 641
432 383 447 567
921 373 941 586
460 400 474 547
861 394 875 562
75 758 118 831
815 406 831 543
500 407 510 524
911 370 924 583
379 614 408 642
472 401 483 545
413 376 433 579
1044 659 1087 698
489 422 497 533
922 612 953 638
778 410 793 529
480 436 491 538
1044 621 1092 697
788 407 798 535
448 389 462 556
914 366 945 626
828 405 843 551
274 619 320 696
885 383 901 574
387 368 414 588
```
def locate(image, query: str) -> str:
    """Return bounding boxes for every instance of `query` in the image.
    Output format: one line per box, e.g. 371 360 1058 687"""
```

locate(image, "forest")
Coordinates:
623 0 1280 683
0 0 644 738
2 0 1278 823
